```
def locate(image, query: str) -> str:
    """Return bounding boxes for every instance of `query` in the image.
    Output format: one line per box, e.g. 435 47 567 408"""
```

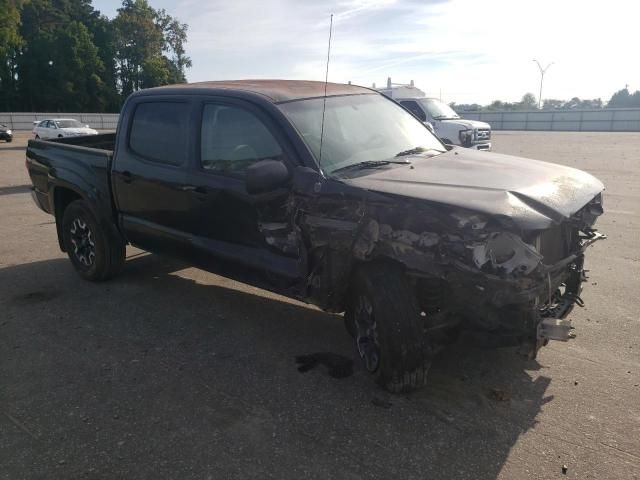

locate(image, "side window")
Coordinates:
200 104 283 176
129 102 189 165
400 101 427 122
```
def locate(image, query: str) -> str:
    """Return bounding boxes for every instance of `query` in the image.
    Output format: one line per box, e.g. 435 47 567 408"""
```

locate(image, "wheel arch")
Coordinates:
331 254 412 313
53 186 84 252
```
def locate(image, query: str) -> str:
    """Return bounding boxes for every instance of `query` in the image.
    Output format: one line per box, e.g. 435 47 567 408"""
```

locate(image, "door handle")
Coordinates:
180 185 207 194
120 171 133 183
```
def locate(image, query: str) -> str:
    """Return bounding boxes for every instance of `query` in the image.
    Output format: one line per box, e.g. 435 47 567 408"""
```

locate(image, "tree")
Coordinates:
608 88 640 108
1 0 191 112
0 0 25 110
113 0 190 96
520 93 537 109
53 21 109 111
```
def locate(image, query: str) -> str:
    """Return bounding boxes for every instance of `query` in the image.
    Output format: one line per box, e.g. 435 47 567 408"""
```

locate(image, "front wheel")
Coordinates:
345 263 431 393
61 200 125 281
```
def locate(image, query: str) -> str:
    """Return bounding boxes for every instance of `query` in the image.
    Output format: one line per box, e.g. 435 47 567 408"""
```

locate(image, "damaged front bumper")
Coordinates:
439 228 606 356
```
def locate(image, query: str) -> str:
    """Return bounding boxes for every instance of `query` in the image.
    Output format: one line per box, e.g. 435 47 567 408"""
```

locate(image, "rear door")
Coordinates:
111 98 195 254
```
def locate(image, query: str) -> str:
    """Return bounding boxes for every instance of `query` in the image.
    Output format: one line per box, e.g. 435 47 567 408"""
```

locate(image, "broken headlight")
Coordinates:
471 232 543 276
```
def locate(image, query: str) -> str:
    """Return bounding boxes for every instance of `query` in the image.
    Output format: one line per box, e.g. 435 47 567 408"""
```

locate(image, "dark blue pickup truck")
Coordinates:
26 80 605 392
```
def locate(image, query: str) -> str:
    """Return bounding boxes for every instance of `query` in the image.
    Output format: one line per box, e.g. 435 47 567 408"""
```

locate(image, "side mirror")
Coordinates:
246 160 290 194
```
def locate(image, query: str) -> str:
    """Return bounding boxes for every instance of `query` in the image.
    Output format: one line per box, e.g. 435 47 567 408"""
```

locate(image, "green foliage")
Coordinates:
608 88 640 108
454 94 607 113
482 94 538 111
0 0 26 110
520 93 537 109
543 97 603 110
0 0 191 112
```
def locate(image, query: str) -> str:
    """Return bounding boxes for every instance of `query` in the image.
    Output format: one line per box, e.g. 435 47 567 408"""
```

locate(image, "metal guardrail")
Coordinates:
460 108 640 131
0 112 119 131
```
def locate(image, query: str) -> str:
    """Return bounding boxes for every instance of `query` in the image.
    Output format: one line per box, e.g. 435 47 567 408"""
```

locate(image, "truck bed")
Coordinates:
26 133 117 219
51 132 116 151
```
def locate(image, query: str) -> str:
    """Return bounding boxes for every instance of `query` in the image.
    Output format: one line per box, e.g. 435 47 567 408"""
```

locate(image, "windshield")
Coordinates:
278 94 445 174
418 99 460 119
56 119 84 128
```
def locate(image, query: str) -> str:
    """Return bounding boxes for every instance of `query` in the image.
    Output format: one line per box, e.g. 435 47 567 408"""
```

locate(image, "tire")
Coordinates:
6 138 12 143
35 135 40 139
346 263 431 393
61 200 125 281
58 134 63 138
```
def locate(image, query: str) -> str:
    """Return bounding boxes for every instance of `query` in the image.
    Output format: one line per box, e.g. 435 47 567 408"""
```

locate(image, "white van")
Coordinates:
377 80 492 150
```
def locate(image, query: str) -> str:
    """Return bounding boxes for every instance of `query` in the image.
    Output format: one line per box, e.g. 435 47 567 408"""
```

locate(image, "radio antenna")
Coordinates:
318 13 333 166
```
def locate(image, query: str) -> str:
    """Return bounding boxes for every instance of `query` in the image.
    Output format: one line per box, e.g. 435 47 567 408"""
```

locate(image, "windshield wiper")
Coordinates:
331 160 411 174
395 147 427 157
395 147 444 158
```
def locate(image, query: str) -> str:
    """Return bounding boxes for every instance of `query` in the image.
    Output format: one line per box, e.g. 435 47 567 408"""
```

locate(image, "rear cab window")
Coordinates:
129 102 190 165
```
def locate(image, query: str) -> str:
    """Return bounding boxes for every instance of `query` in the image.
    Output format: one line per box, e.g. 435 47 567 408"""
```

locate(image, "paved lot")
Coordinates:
1 131 639 479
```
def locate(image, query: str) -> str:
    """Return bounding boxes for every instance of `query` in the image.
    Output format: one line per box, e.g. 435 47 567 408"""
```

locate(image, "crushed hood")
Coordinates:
341 148 604 230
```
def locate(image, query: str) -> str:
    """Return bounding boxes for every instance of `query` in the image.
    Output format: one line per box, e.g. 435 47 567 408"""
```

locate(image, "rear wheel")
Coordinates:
61 200 125 281
6 138 12 143
346 263 431 393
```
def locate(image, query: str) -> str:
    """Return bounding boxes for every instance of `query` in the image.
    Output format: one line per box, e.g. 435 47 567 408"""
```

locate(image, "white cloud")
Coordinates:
96 0 640 104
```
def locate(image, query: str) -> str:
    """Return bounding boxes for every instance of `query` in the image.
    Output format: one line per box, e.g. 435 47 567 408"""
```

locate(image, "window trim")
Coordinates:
127 99 191 167
400 100 427 122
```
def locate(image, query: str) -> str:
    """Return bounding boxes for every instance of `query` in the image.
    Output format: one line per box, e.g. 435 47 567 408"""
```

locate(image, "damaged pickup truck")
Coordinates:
26 80 605 393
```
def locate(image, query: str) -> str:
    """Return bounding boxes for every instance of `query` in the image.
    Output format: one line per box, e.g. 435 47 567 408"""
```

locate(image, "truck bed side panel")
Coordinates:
26 138 116 226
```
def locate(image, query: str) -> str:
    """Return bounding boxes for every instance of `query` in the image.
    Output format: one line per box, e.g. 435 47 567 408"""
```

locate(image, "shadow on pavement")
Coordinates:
0 184 31 196
0 145 27 152
0 254 552 479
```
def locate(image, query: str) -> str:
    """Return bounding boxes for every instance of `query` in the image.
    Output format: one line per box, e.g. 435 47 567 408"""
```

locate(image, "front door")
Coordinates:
181 99 305 293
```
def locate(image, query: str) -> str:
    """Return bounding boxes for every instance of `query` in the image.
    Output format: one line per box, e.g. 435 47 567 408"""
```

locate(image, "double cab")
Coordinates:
26 80 605 392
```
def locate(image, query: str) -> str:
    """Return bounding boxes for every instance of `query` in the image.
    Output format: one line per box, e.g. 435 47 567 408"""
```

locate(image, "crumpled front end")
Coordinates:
345 191 606 357
444 194 606 357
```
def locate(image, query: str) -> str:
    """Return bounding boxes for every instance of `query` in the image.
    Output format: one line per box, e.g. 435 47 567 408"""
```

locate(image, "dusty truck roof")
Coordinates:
148 79 374 103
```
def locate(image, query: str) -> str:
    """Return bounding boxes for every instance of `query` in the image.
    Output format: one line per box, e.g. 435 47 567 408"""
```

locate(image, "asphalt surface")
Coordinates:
1 131 639 479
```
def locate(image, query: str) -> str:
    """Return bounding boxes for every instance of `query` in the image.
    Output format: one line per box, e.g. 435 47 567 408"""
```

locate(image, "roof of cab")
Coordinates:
144 79 374 103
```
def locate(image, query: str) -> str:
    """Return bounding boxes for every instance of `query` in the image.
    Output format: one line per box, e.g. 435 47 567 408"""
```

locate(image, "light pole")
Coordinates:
533 59 554 109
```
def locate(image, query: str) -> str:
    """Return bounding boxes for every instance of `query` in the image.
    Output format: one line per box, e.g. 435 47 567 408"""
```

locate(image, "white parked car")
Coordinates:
32 119 99 139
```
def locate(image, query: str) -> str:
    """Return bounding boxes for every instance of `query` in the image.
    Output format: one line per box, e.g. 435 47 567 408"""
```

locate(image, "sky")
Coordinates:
93 0 639 105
